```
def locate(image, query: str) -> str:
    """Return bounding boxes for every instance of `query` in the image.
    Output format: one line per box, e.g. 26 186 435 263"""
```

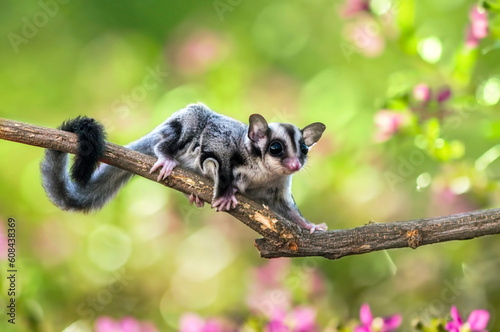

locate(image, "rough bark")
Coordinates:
1 118 499 260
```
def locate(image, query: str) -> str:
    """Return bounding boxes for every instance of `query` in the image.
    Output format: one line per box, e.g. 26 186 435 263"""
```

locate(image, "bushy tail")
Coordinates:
40 116 151 213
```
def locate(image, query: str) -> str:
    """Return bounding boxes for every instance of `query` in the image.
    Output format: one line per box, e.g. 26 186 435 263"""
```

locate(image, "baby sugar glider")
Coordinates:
41 103 327 233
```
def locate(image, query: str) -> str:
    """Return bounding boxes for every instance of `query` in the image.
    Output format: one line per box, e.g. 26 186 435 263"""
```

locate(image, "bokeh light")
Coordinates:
1 0 500 331
418 36 442 64
477 77 500 106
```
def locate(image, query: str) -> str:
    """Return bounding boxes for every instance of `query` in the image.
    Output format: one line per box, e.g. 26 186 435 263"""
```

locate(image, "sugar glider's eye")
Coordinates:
269 141 283 156
300 142 309 155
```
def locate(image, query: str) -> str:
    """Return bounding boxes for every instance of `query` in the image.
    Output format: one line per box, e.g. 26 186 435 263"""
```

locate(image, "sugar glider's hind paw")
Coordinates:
189 193 205 208
291 215 328 234
211 188 238 212
150 157 178 181
306 222 328 234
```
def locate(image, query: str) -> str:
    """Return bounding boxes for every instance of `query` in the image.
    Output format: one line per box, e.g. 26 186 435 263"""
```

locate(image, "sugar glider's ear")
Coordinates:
248 114 268 142
302 122 326 147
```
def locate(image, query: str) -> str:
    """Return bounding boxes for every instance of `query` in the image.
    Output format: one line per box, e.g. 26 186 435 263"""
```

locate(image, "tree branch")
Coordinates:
1 118 500 260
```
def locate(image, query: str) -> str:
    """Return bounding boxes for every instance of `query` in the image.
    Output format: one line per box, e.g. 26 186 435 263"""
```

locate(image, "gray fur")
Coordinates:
41 103 327 231
40 130 157 212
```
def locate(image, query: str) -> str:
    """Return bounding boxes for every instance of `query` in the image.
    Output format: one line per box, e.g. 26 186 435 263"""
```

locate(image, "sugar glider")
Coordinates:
41 103 327 232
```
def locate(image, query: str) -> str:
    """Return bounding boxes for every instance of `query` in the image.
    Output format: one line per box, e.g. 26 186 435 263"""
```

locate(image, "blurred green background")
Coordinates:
1 0 500 331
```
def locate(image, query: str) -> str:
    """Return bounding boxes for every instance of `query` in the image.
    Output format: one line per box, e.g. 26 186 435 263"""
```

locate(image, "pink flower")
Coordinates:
413 83 431 103
292 307 316 332
374 110 407 142
465 6 488 49
344 17 385 57
247 259 292 316
94 316 158 332
265 307 317 332
355 304 402 332
445 306 490 332
172 29 228 75
255 258 291 288
179 313 224 332
470 6 489 39
413 84 451 104
340 0 370 17
266 309 288 332
95 317 117 332
437 87 451 103
465 26 480 48
410 84 453 122
306 269 327 299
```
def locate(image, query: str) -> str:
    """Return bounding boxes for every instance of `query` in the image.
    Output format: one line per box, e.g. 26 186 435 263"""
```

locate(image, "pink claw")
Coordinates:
211 189 238 212
150 157 178 181
189 193 205 208
307 223 328 234
292 215 328 234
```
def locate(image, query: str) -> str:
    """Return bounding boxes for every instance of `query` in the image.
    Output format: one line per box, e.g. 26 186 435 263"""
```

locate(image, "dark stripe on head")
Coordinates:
250 144 262 158
266 125 273 143
282 124 297 153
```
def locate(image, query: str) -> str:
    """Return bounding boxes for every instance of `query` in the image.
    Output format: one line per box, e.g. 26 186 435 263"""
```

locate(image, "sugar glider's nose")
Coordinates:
284 157 301 172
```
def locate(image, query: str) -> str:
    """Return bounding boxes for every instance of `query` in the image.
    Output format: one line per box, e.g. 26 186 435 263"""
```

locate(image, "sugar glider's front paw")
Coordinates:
189 193 205 208
150 156 178 181
306 222 328 234
211 188 238 212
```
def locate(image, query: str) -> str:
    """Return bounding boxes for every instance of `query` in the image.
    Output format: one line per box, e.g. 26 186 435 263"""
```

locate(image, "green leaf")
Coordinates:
453 47 479 84
488 14 500 39
425 118 441 140
397 0 415 32
482 120 500 139
387 98 409 110
450 140 466 159
432 139 452 161
483 0 500 12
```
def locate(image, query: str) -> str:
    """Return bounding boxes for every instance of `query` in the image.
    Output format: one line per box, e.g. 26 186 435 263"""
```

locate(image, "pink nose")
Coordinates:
284 158 301 172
